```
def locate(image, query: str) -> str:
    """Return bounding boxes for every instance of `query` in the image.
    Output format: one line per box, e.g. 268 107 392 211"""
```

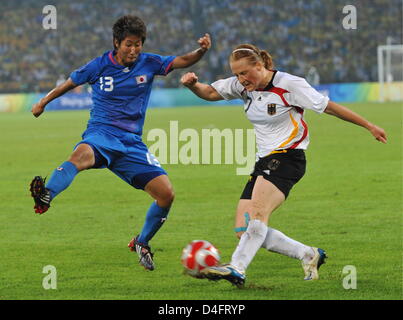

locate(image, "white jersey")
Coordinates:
211 71 329 158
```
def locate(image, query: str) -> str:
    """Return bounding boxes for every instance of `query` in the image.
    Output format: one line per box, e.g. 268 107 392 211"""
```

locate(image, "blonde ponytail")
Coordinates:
230 44 274 70
259 50 274 70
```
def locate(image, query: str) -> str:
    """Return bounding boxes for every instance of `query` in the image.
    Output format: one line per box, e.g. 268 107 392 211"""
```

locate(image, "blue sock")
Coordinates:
46 161 79 200
137 201 170 245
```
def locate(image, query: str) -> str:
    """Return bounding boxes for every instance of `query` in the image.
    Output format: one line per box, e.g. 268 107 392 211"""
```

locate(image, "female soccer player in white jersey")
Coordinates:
180 44 387 287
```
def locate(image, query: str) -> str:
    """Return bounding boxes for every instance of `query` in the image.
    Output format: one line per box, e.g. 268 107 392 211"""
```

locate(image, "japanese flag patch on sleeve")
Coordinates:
136 75 147 84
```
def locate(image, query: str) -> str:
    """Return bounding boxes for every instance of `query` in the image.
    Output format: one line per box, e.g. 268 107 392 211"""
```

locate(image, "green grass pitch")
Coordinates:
0 102 401 300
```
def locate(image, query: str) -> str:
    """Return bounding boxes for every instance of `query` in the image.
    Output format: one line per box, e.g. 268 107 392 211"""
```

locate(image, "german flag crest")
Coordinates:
267 103 276 115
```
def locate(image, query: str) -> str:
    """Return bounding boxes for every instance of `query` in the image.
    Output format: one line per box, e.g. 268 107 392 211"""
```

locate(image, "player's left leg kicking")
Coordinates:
30 143 94 214
31 136 174 272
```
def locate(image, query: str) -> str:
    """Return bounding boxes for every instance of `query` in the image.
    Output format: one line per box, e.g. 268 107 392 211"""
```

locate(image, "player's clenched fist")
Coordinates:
198 33 211 52
181 72 198 88
32 100 46 117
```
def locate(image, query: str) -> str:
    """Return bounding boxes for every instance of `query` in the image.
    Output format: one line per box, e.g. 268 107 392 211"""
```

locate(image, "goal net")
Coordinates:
377 44 403 102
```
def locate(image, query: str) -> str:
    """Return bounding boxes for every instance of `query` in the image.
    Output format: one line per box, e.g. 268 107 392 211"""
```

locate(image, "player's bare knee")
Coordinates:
68 145 94 171
158 188 175 208
67 155 85 171
166 188 175 204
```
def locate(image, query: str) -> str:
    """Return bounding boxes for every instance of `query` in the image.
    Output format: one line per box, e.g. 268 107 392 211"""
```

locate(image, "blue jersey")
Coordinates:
70 50 175 135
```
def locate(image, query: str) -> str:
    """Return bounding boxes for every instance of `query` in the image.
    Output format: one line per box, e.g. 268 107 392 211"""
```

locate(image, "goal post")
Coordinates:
377 44 403 102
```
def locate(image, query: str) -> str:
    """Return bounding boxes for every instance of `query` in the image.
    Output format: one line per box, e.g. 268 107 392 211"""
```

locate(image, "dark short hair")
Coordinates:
112 15 147 49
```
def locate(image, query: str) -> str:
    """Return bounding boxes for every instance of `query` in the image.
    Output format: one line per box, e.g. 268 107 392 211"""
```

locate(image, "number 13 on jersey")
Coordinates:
100 76 114 92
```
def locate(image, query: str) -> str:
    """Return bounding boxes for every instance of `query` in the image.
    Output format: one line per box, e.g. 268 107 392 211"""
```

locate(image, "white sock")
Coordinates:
230 219 268 272
262 227 315 263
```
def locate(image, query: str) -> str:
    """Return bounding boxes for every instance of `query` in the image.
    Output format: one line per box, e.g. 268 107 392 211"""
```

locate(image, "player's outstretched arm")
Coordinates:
32 78 78 117
324 100 387 143
171 34 211 69
181 72 223 101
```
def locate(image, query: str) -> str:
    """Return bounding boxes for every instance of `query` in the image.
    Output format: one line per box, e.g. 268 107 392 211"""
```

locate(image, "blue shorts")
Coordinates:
75 124 167 190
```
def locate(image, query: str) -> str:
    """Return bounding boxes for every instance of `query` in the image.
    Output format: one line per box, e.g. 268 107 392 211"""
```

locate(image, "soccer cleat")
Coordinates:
30 176 51 214
200 264 246 288
128 236 155 271
302 247 327 280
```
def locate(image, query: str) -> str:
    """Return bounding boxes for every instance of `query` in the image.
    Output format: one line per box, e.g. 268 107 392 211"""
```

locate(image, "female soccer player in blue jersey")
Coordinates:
30 15 211 271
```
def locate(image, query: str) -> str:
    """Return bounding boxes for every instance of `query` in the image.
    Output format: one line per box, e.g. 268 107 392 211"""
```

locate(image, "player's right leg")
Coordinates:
202 177 285 287
30 143 95 214
234 186 327 280
111 138 174 271
128 174 175 271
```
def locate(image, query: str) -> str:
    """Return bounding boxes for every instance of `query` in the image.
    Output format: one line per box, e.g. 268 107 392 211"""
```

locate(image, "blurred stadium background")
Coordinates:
0 0 402 301
0 0 402 99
